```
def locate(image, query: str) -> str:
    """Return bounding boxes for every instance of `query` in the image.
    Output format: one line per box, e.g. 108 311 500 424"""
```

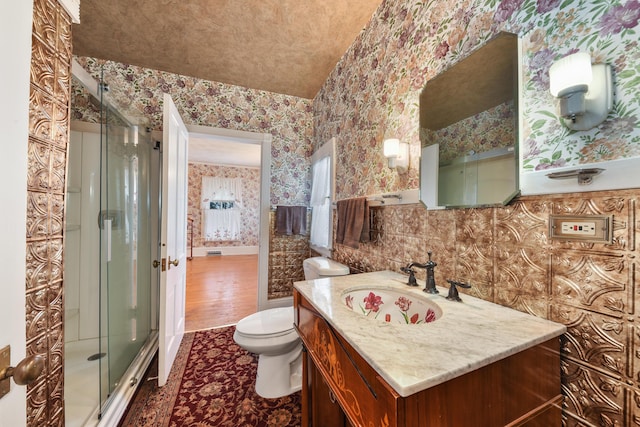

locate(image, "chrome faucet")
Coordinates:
402 251 439 294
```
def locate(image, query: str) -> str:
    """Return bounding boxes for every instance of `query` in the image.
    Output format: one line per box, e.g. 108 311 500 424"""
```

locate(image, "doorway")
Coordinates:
184 125 271 330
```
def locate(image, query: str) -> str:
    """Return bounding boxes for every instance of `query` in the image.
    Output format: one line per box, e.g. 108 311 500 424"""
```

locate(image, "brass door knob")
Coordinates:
168 257 179 268
0 354 45 386
152 260 160 268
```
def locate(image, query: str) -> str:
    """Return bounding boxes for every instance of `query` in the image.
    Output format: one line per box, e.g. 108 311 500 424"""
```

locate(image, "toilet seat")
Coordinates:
235 307 294 339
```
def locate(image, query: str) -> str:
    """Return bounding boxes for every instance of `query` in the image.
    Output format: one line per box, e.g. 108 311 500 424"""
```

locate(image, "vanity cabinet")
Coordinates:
294 289 562 427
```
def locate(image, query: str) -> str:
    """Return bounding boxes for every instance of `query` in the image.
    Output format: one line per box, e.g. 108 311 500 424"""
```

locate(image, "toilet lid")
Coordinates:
235 307 294 337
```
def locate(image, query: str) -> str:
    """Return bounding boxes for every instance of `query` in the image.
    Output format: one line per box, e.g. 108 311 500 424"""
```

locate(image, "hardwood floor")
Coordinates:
185 254 258 332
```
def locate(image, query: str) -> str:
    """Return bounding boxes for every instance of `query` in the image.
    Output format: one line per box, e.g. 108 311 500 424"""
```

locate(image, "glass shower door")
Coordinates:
99 105 153 410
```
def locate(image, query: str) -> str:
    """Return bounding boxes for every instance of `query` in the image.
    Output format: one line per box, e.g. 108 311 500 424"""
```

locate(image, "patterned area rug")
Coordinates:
119 326 301 426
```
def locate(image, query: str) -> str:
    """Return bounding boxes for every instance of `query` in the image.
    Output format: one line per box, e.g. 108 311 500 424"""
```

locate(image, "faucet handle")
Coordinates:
401 266 418 286
445 279 472 302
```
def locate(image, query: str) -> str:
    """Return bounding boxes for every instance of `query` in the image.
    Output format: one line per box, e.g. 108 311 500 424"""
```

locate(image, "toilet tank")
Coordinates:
303 257 350 280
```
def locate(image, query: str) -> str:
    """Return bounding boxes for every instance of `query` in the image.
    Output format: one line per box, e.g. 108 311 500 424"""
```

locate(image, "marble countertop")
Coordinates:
294 270 567 397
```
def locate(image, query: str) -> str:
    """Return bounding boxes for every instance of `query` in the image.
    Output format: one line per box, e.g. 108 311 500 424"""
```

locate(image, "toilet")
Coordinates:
233 256 350 398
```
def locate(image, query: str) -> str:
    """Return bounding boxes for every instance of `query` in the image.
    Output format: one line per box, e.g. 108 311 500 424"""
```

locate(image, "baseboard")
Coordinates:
193 246 259 257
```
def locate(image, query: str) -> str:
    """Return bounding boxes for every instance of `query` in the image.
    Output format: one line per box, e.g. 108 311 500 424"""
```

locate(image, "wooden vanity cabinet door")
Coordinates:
295 290 400 427
307 351 348 427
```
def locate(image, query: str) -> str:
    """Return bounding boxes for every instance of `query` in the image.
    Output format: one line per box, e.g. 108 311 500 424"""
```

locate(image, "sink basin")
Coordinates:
342 287 442 324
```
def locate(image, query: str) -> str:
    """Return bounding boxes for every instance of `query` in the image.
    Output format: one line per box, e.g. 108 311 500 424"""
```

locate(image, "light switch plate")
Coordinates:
549 214 612 243
0 345 10 399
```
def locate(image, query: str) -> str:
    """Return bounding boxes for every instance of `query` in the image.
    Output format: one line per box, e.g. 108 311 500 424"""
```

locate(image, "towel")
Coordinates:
335 197 370 249
275 205 307 235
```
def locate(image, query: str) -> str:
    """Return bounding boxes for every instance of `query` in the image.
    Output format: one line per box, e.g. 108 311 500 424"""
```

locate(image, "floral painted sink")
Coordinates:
342 287 442 324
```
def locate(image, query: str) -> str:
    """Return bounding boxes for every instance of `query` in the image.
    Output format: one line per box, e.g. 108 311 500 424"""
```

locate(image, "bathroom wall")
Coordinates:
26 0 71 424
315 0 640 425
187 162 260 250
333 191 639 425
314 0 640 197
73 57 314 206
72 59 314 299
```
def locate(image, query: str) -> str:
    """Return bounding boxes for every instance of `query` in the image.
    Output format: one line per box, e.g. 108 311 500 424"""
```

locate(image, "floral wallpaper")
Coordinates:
313 0 640 425
188 163 260 248
73 57 314 206
314 0 640 199
64 1 640 424
70 78 101 123
425 101 516 163
520 1 640 170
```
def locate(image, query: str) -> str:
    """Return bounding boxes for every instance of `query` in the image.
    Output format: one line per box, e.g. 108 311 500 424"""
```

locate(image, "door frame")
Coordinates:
184 124 277 311
0 1 31 424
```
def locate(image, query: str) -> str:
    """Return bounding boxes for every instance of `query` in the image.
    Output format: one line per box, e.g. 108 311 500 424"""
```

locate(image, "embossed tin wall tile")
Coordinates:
562 359 625 425
26 0 71 425
495 246 550 295
495 199 549 248
495 289 549 318
455 207 494 245
333 190 639 426
29 88 54 142
551 252 630 317
552 304 627 378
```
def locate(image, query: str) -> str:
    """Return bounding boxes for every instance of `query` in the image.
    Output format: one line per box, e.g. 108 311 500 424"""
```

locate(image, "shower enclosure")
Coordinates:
65 68 159 426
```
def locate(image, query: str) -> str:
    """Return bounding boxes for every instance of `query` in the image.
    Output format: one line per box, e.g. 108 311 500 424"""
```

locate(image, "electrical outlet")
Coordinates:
549 215 612 243
560 221 597 236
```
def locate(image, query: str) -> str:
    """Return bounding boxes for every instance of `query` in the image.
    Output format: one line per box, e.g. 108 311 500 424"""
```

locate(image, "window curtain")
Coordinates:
201 177 242 241
310 156 331 248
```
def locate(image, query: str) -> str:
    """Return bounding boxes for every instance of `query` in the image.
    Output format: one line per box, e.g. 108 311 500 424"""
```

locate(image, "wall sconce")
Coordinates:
383 138 409 173
549 51 613 131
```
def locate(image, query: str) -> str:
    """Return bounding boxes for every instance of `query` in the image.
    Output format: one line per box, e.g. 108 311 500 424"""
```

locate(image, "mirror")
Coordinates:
419 32 519 209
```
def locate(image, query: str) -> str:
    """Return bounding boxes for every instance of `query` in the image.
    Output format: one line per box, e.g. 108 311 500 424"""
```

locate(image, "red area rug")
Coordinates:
119 326 301 426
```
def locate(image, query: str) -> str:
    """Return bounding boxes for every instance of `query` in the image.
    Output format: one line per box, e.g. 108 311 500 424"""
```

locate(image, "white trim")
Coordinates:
192 246 259 257
71 59 99 97
189 160 260 169
419 144 440 208
311 137 336 204
366 188 420 207
0 1 31 424
258 134 272 311
187 124 266 142
520 157 640 196
310 137 336 250
58 0 80 23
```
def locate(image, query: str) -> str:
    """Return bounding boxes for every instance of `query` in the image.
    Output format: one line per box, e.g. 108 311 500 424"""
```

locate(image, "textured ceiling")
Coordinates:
189 135 261 167
72 0 383 99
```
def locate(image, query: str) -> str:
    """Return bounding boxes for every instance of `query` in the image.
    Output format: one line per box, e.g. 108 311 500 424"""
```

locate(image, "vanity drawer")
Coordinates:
295 290 400 427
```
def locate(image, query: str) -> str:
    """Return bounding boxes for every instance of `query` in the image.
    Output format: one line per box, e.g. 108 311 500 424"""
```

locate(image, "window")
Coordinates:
201 177 242 241
309 138 335 255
